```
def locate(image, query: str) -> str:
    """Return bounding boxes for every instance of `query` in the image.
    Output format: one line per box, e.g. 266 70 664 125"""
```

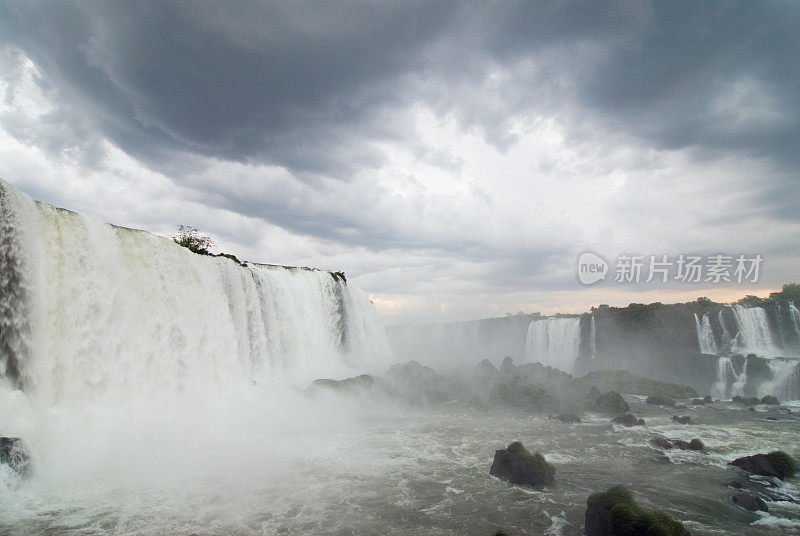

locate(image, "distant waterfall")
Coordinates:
718 310 733 354
758 360 800 401
711 356 748 399
694 314 718 354
0 180 390 406
789 302 800 338
589 316 597 359
730 305 777 356
524 317 581 373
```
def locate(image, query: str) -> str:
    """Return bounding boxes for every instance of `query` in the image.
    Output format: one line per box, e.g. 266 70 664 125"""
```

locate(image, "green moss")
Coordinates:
688 439 704 451
506 442 556 484
766 450 798 479
588 485 635 511
595 391 630 414
646 395 675 407
612 413 645 427
760 395 779 405
589 486 689 536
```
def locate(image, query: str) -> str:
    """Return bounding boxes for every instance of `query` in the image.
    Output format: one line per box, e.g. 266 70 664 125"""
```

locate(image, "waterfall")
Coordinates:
694 313 718 355
718 309 733 353
729 305 777 356
789 302 800 338
589 316 597 359
0 180 390 407
758 360 800 401
524 317 581 373
711 356 748 399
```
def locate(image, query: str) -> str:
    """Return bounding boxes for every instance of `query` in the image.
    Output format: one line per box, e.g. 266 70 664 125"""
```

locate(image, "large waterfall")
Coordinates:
0 180 390 407
524 317 581 373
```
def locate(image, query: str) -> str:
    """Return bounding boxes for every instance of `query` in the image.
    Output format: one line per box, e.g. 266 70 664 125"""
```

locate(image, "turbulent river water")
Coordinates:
2 390 799 536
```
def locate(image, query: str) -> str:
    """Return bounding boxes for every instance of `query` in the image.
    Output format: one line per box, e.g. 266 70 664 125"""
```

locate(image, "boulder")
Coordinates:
730 451 798 480
0 437 31 476
671 415 691 424
649 437 704 451
731 492 768 512
307 374 374 395
585 485 690 536
489 441 555 487
612 413 645 427
595 391 629 414
646 395 675 407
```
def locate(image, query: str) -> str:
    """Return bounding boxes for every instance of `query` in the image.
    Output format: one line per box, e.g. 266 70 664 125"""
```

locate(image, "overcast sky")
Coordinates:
1 1 798 324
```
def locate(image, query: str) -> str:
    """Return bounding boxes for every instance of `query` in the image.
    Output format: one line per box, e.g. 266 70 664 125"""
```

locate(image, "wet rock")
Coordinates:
671 415 691 424
0 437 31 476
585 485 691 536
595 391 629 414
489 441 555 487
646 395 675 407
731 492 768 512
306 374 374 395
727 476 795 503
611 413 645 427
649 437 704 451
730 451 798 480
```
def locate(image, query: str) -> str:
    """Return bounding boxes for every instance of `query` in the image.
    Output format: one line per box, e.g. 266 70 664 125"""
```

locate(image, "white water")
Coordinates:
524 317 581 373
711 356 748 399
589 316 597 359
0 180 390 408
0 180 397 527
789 302 800 338
730 305 778 356
758 360 800 401
717 309 733 354
694 314 718 355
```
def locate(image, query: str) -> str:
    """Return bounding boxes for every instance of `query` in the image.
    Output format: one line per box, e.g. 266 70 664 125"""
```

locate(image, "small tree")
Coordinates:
172 225 215 255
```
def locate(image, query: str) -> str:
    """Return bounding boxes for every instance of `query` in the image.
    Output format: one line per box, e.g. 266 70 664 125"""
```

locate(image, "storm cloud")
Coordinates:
1 0 798 323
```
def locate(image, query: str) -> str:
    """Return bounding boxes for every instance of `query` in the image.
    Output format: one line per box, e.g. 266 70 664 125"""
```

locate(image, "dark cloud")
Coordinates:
3 1 797 176
0 0 798 320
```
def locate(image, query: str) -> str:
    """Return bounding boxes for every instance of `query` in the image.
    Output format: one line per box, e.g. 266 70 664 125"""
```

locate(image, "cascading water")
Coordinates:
524 317 581 373
0 179 390 408
711 356 748 399
729 305 777 356
694 313 718 355
589 316 597 359
717 309 733 354
758 360 800 401
789 302 800 337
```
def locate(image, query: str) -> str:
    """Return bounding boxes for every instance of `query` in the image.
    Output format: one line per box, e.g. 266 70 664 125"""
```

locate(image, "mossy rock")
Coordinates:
731 450 798 480
767 451 798 479
595 391 630 414
586 485 690 536
646 395 675 407
760 395 779 405
688 439 704 451
612 413 645 427
490 441 555 487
